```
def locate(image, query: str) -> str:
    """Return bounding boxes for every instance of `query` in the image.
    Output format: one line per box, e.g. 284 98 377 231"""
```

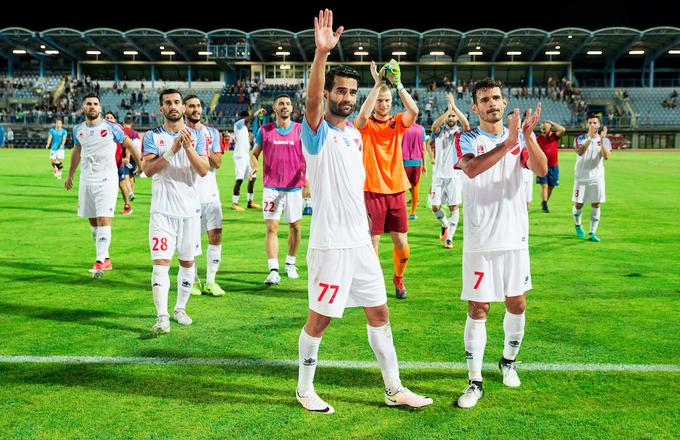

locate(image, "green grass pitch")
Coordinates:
0 148 678 439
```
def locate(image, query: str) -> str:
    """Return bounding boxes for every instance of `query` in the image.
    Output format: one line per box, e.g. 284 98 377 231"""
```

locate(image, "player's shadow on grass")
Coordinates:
0 301 152 336
0 357 449 408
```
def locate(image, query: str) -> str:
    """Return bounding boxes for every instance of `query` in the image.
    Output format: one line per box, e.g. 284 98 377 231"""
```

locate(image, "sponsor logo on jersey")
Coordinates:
159 139 165 147
477 145 485 154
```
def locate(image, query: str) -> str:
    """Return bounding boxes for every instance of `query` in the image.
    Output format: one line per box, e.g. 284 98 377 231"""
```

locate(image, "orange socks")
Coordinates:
393 246 410 277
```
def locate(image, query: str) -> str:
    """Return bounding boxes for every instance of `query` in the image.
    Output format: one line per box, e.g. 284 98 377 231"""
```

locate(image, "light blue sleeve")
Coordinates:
194 128 207 156
255 127 263 147
422 129 428 143
72 126 81 146
109 122 126 143
603 136 612 150
210 128 222 153
457 131 476 156
142 132 158 156
301 116 329 155
234 119 245 131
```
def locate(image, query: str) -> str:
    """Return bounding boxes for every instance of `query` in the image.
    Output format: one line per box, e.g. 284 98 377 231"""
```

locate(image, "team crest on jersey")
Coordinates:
100 129 108 137
354 138 362 151
389 121 396 129
477 145 485 154
159 139 165 146
511 143 520 155
79 132 84 138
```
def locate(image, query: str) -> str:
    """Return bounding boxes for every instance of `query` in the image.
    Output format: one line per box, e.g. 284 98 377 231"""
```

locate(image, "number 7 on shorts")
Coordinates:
473 271 484 289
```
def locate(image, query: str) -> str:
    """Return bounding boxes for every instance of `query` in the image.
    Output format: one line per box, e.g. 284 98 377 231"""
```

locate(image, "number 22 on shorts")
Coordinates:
263 201 276 212
317 282 340 304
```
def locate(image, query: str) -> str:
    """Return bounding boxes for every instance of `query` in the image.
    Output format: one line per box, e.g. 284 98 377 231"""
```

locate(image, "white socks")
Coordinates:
206 245 221 284
175 265 195 311
573 206 583 226
248 193 254 202
95 225 111 262
434 208 447 227
232 195 239 204
298 329 322 396
590 207 601 234
367 323 402 395
268 258 279 271
447 209 460 241
464 316 487 382
151 265 170 318
503 311 525 361
285 255 296 266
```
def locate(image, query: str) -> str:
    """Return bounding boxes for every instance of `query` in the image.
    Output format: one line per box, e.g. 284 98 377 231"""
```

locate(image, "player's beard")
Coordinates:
165 110 183 122
329 98 355 117
186 113 201 124
85 109 100 121
446 119 457 128
480 108 503 124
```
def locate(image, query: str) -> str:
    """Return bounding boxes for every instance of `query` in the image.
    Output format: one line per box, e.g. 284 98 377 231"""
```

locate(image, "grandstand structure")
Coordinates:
1 26 679 149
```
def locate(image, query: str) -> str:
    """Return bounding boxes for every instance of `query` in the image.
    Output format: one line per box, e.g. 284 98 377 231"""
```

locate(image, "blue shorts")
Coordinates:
118 166 130 181
536 165 559 187
128 160 138 175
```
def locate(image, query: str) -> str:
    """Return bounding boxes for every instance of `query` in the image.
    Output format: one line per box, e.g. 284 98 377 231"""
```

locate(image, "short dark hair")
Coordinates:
239 111 250 118
82 93 100 103
274 94 291 103
324 65 360 92
586 113 600 121
159 88 183 105
105 111 116 119
123 115 134 125
471 78 504 104
183 94 201 105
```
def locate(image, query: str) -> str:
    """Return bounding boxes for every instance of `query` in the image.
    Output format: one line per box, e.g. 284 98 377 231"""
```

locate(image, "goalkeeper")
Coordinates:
355 59 420 300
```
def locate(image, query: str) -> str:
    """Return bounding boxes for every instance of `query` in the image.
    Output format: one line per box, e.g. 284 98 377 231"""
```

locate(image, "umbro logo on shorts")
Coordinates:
152 283 161 287
524 276 530 284
303 358 317 366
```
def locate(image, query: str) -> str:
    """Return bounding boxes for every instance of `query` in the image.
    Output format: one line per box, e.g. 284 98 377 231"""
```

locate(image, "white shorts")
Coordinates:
461 249 532 302
572 179 606 204
263 188 303 223
307 244 387 318
524 178 533 202
234 156 251 181
77 181 117 218
149 213 202 261
50 150 65 160
200 201 223 232
429 176 462 207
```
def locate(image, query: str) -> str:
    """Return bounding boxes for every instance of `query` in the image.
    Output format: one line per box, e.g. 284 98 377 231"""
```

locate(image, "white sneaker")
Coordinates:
152 316 170 334
385 387 433 408
296 389 335 414
265 270 281 285
499 359 522 388
173 309 193 325
285 264 299 279
457 382 483 409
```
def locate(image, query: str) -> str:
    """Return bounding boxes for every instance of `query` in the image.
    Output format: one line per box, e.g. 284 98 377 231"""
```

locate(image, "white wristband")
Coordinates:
162 149 175 162
396 84 405 92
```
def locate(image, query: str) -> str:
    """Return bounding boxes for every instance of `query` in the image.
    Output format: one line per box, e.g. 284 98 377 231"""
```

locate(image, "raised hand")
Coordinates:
506 108 520 148
522 102 541 137
314 9 343 53
601 126 608 138
370 61 382 86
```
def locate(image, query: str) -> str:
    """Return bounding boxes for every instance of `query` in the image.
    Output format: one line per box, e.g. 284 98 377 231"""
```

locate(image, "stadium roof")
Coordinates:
1 26 679 64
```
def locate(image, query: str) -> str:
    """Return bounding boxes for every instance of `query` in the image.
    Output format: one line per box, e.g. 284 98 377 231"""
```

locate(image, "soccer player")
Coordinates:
355 58 419 299
46 118 67 179
142 89 209 334
401 122 427 220
232 109 262 211
104 112 133 215
184 95 226 296
296 9 432 413
573 114 611 242
64 94 143 277
250 95 306 285
121 116 141 201
453 78 547 409
427 93 470 249
536 120 565 212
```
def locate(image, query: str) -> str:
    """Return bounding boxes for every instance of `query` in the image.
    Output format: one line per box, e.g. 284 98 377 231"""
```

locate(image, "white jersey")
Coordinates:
301 117 371 250
72 120 126 184
574 134 611 182
431 125 460 178
142 125 207 218
522 167 534 182
193 124 222 204
233 119 251 158
456 127 532 253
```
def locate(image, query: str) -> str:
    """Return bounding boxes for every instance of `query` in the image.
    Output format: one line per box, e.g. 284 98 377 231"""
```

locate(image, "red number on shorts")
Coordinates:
473 271 485 289
575 189 580 197
264 201 276 212
152 237 168 251
317 282 340 304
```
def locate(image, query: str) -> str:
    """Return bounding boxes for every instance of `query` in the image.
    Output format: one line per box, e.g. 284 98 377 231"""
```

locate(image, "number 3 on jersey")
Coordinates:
317 282 340 304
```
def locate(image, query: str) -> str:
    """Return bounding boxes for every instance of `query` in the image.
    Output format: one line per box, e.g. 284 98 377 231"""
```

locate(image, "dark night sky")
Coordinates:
1 1 675 32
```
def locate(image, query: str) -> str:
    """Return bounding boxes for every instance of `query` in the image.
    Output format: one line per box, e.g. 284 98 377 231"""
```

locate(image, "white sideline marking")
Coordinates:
0 356 679 372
